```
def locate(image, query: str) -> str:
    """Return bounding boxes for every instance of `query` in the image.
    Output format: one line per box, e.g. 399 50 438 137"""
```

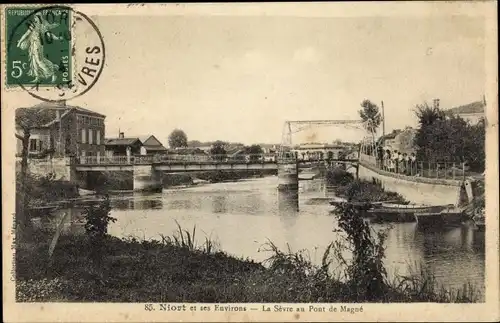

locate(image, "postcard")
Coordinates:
2 2 498 322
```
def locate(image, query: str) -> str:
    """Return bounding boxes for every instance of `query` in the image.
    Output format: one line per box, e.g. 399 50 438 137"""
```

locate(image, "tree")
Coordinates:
187 140 202 147
168 129 188 148
359 100 382 146
210 140 227 161
15 107 55 242
465 118 485 172
245 144 263 161
413 103 485 172
414 102 445 127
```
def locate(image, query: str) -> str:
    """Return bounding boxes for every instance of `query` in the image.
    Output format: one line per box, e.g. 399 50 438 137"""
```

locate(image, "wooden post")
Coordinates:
381 101 386 138
48 210 71 258
452 162 456 180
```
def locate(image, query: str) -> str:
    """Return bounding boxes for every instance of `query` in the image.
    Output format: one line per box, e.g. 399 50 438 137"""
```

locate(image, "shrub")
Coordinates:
332 203 390 301
325 167 354 186
82 196 116 265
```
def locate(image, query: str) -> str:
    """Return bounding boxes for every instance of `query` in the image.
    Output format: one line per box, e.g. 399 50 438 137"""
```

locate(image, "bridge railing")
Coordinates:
76 154 279 165
76 153 363 166
77 155 130 165
359 153 467 180
157 154 278 163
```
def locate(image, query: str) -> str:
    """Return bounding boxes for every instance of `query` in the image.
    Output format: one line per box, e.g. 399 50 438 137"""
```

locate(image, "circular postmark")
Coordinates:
6 5 106 102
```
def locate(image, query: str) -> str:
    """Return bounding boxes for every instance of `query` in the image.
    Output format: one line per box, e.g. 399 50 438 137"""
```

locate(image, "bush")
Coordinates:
332 203 390 301
335 178 407 203
17 172 78 206
82 197 116 265
325 167 354 186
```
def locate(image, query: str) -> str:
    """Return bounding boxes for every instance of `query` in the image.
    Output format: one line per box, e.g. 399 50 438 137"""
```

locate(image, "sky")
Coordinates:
9 13 486 145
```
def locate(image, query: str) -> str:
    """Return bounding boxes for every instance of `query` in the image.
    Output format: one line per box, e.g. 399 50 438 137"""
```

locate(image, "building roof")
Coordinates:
138 136 152 144
144 145 168 152
31 101 106 118
376 129 402 145
138 135 168 150
446 100 486 116
16 101 105 129
105 138 142 146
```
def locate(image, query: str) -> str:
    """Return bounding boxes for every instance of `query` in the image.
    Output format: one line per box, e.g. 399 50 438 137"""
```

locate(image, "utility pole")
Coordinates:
381 100 386 137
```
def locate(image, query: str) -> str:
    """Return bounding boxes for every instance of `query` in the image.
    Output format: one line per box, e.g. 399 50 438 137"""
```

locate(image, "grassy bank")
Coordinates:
19 173 79 207
326 167 407 203
16 204 481 303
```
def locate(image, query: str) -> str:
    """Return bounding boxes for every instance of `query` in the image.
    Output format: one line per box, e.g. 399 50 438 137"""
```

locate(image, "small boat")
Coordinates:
299 173 318 180
192 178 209 185
415 207 466 226
329 197 348 206
367 204 453 223
106 189 134 195
78 188 96 196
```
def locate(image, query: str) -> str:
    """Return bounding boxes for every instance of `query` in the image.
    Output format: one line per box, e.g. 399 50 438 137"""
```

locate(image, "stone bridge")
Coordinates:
73 154 359 192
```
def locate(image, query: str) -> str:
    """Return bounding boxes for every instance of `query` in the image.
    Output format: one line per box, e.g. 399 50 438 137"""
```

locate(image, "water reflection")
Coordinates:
111 193 164 210
277 190 299 214
212 195 227 213
54 176 484 297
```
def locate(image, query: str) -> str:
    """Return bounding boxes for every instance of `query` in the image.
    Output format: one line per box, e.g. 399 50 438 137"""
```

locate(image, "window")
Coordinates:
81 150 86 157
29 139 38 151
81 128 86 143
88 129 93 144
96 130 101 145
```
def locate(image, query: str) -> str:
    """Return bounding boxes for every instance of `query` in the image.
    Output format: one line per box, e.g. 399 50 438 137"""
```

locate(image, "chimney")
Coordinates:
119 132 124 139
483 95 486 105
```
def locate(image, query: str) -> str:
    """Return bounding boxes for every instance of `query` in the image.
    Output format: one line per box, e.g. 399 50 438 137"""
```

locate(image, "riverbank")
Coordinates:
19 173 80 209
325 167 407 204
16 233 480 303
15 172 482 303
16 215 481 303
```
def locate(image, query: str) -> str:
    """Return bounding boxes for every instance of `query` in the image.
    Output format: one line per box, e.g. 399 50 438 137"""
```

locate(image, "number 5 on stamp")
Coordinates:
5 7 72 87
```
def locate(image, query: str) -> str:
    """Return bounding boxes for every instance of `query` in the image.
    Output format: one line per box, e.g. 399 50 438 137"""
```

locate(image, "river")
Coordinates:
54 175 485 298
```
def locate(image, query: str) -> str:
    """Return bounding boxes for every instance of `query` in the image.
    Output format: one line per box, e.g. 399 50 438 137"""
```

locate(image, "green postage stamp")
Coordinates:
5 7 72 87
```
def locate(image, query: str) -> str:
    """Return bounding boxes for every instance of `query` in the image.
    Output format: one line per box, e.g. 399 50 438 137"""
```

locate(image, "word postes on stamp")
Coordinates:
5 5 105 102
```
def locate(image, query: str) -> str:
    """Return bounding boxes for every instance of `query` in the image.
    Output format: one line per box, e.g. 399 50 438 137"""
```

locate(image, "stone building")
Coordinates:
15 101 106 159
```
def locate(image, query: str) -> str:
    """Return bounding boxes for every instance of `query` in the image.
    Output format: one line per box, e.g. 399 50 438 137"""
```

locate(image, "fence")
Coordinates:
359 153 466 180
77 154 278 165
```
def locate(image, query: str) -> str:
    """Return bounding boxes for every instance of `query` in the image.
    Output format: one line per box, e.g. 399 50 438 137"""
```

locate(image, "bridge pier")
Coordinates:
277 160 299 191
133 165 163 192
